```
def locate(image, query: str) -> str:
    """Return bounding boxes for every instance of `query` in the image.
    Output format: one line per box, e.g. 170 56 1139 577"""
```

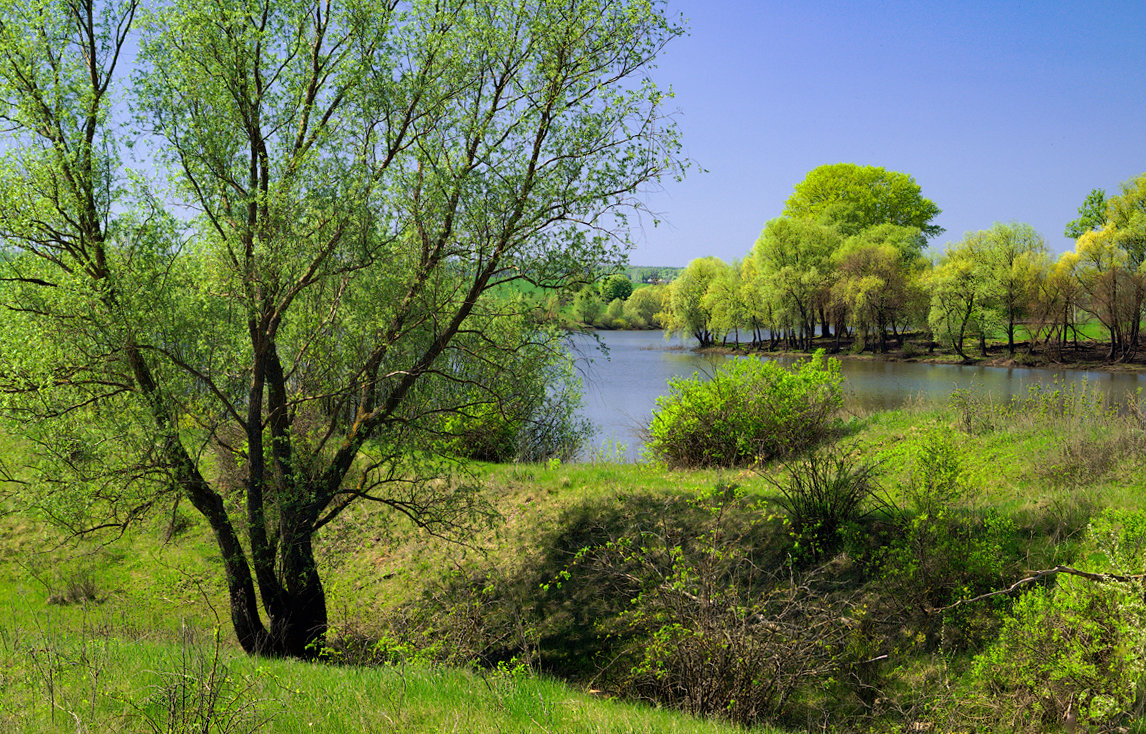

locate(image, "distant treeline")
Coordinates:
519 266 682 330
648 164 1146 363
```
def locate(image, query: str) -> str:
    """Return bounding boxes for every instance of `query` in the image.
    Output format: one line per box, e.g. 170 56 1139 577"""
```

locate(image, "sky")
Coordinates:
628 1 1146 266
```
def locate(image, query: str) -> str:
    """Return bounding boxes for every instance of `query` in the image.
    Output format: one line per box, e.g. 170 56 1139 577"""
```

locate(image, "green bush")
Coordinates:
436 328 593 463
770 445 882 561
599 273 634 303
645 351 843 468
560 486 851 728
965 510 1146 729
872 426 1015 650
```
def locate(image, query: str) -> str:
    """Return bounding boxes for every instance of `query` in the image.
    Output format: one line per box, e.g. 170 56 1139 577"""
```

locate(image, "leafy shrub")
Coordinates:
884 424 969 517
560 486 852 728
769 445 882 561
572 287 604 324
645 351 843 468
965 510 1146 730
598 273 634 302
602 297 626 328
874 426 1014 649
622 285 665 328
439 404 522 463
437 333 593 463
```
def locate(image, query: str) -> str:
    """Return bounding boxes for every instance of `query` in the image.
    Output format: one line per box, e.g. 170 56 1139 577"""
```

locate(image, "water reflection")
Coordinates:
570 330 1146 462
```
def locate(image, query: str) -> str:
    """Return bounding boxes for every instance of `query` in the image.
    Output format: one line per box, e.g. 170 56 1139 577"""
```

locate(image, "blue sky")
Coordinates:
630 1 1146 265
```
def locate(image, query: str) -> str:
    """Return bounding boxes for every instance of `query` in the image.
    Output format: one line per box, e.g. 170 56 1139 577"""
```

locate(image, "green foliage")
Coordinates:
657 256 731 347
622 285 666 328
625 265 682 284
968 511 1146 730
1065 187 1109 239
435 331 593 464
750 217 840 346
948 379 1118 437
572 287 605 324
563 486 852 728
831 224 928 352
0 0 686 657
884 424 970 515
603 297 626 328
783 163 944 239
873 425 1016 644
769 445 882 560
645 351 843 468
599 273 635 302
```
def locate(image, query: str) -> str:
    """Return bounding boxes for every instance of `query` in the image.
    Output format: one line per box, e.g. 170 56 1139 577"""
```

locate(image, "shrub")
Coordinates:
622 285 665 328
560 486 852 728
645 351 843 468
599 273 634 302
769 445 882 561
437 333 593 463
965 510 1146 730
873 426 1015 650
572 287 604 324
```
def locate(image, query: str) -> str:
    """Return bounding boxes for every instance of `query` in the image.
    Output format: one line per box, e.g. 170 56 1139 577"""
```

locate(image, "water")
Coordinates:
570 330 1146 462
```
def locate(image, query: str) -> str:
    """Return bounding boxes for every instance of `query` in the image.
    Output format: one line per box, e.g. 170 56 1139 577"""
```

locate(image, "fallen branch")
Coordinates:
935 565 1146 612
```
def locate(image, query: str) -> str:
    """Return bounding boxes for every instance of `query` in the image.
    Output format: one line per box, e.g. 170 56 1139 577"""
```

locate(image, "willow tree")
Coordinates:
751 217 840 349
0 0 684 658
658 256 729 348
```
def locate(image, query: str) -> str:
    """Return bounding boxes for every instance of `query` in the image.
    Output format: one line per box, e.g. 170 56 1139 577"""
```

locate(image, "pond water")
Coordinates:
569 330 1146 462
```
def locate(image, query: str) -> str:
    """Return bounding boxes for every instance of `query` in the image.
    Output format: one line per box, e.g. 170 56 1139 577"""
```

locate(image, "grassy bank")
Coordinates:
3 383 1146 731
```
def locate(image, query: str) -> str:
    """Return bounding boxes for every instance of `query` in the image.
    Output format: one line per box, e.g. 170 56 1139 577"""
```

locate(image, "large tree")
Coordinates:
973 223 1048 356
658 256 729 348
750 217 840 349
782 163 943 240
831 224 926 353
0 0 684 658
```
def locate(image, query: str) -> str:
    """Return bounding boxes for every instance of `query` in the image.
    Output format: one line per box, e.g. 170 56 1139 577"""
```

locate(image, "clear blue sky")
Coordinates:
630 1 1146 266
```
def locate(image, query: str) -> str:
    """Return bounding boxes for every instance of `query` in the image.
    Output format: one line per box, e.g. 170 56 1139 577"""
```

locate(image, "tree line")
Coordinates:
655 164 1146 363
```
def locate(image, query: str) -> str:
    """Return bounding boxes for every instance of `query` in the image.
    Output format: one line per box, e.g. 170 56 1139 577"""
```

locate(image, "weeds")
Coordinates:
131 622 272 734
46 570 102 607
768 445 884 560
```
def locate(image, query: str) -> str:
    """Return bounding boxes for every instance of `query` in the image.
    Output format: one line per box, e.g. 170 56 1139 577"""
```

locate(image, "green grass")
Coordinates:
0 612 755 732
4 387 1146 731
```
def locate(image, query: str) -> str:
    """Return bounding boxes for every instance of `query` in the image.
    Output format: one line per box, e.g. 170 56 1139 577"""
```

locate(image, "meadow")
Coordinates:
3 380 1146 731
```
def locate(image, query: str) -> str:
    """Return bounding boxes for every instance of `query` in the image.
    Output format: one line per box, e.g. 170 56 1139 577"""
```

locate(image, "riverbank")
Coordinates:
5 393 1146 731
696 333 1146 373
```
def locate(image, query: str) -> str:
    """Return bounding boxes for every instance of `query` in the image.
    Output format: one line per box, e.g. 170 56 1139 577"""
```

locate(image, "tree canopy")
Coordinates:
0 0 685 658
782 163 943 239
1065 188 1109 239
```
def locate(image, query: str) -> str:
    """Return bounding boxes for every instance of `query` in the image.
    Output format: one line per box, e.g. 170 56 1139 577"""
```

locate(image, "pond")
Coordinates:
569 330 1146 462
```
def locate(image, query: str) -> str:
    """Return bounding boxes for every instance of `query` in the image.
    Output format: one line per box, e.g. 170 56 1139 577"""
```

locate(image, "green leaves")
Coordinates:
782 163 943 240
646 351 843 469
2 0 686 656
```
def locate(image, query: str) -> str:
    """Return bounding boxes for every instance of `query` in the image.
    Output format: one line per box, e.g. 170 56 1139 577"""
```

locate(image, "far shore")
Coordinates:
696 335 1146 374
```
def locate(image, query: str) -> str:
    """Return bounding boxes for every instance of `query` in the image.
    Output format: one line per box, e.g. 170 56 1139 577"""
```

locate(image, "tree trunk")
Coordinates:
267 532 328 658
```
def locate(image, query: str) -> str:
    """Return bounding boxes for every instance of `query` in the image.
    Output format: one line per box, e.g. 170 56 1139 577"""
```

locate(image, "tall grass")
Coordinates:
0 608 758 733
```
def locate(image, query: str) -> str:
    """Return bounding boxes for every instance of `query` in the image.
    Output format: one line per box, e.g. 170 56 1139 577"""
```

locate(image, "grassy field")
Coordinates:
3 382 1146 731
0 548 755 733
